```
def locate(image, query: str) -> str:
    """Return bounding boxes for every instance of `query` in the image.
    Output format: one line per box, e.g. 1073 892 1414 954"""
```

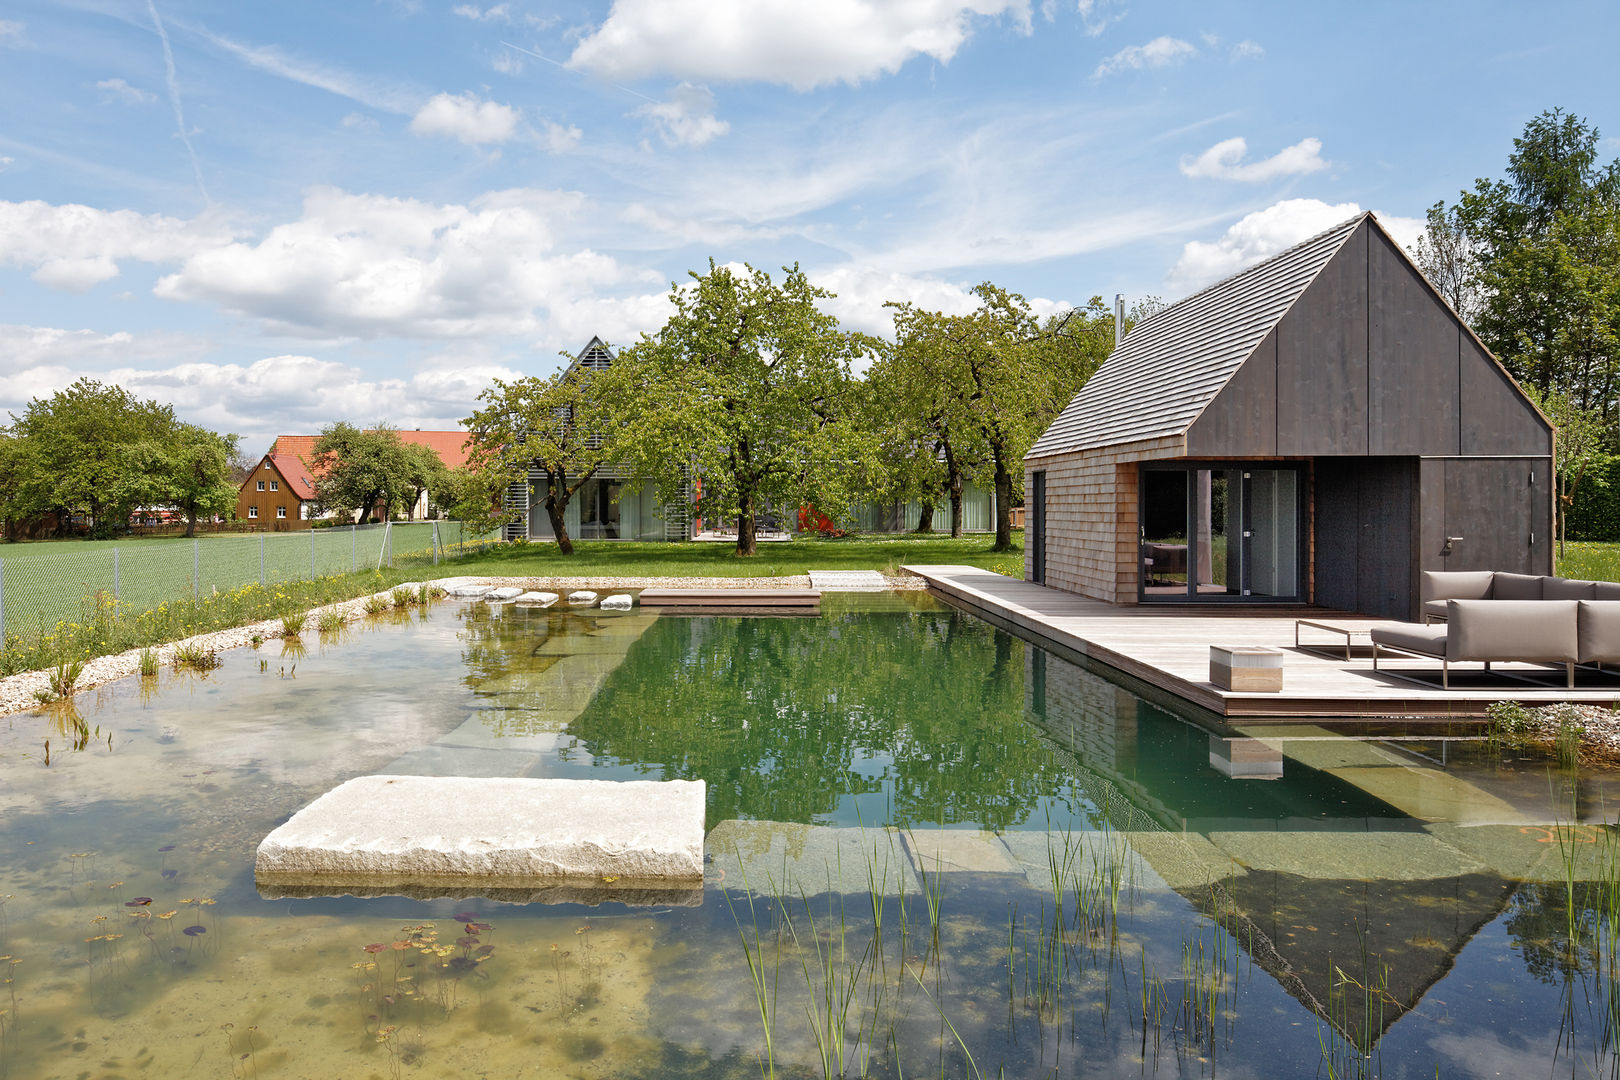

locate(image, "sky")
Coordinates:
1 0 1617 454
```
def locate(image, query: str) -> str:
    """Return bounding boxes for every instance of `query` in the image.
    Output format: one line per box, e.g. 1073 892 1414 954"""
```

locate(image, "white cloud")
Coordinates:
537 120 582 152
152 186 658 339
568 0 1030 90
1166 198 1424 291
341 111 379 130
409 91 520 144
0 156 13 172
0 323 205 374
490 49 523 75
1075 0 1123 36
96 77 156 105
0 20 23 42
0 199 236 291
1230 39 1263 60
1092 35 1195 78
634 83 730 148
1178 136 1327 182
451 3 511 21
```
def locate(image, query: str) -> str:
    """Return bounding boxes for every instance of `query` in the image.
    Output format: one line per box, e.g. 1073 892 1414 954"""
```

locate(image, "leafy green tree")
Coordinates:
1410 200 1482 324
124 424 240 537
1525 386 1611 556
398 442 451 522
435 463 509 536
4 378 179 535
464 360 631 554
879 287 1114 551
1453 109 1620 416
617 261 874 556
311 423 414 524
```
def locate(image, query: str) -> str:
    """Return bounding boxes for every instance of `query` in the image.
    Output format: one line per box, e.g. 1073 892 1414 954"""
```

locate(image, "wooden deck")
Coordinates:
905 565 1620 720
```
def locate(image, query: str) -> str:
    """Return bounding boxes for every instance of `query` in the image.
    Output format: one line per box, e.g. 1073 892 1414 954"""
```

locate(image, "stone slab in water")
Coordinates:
903 828 1023 875
448 584 491 598
601 594 633 611
808 570 888 592
568 590 599 606
256 874 702 906
514 591 559 606
255 775 706 883
485 586 524 602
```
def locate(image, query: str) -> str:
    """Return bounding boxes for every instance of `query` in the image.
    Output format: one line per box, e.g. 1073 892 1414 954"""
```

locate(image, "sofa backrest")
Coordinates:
1545 577 1600 600
1447 599 1578 662
1421 570 1495 603
1491 572 1544 600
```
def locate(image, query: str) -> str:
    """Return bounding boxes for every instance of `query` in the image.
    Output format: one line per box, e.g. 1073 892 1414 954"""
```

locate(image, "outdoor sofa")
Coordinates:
1420 570 1620 623
1371 598 1620 688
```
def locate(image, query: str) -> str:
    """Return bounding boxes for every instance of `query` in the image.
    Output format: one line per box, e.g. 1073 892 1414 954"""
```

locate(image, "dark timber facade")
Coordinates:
1023 213 1554 621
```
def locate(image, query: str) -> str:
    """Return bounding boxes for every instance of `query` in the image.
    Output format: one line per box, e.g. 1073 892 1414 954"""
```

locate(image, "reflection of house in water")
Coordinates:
1023 642 1518 1045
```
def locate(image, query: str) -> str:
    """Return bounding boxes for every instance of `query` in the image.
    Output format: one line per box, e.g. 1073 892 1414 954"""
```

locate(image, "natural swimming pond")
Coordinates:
1 592 1619 1078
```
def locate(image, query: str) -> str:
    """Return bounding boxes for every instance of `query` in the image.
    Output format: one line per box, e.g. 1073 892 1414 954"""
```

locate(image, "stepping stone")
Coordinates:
568 590 599 606
485 586 524 602
601 594 633 611
449 584 491 598
515 591 559 607
255 775 706 882
808 571 888 592
902 828 1023 875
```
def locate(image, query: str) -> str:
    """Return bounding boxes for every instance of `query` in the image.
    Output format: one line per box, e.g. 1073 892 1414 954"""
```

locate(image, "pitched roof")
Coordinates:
562 335 615 378
252 430 472 501
1028 213 1368 458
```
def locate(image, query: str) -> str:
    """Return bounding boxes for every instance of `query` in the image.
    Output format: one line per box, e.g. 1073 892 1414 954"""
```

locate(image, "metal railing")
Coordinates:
0 521 500 640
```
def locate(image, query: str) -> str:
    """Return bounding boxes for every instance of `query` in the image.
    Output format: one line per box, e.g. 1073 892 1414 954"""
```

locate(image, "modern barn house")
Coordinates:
1023 213 1554 621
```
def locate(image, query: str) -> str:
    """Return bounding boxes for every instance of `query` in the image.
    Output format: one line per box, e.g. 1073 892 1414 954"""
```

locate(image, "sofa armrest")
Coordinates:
1421 570 1495 603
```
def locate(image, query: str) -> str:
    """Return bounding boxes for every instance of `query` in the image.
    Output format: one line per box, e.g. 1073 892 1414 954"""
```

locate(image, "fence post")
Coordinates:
351 524 357 572
259 534 265 586
432 521 440 566
311 529 316 579
113 548 120 604
193 539 200 601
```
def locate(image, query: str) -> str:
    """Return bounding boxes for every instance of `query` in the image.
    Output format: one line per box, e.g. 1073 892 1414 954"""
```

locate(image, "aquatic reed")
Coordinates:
172 641 220 671
316 609 346 633
138 646 159 677
278 610 306 638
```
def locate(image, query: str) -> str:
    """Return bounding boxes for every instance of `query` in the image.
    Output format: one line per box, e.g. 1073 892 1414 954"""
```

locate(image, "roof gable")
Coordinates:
1028 214 1366 458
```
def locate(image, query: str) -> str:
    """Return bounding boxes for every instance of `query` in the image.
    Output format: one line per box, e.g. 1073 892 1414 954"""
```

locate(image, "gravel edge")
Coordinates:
0 572 927 718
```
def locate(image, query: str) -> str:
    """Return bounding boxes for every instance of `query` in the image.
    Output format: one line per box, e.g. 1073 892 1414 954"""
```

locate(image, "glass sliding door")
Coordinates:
1140 464 1302 602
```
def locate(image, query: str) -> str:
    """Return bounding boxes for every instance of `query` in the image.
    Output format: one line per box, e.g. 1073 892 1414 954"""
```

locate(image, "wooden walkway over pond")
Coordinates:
904 565 1620 720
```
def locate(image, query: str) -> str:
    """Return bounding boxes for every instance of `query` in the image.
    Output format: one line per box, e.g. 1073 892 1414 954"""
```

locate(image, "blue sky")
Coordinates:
1 0 1616 453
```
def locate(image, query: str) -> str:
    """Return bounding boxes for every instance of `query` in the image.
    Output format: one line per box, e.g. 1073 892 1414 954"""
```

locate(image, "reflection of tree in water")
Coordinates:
1505 882 1607 984
569 609 1077 828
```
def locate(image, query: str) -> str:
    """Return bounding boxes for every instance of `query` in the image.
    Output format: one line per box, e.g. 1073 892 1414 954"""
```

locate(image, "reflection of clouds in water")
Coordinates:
1431 1029 1579 1078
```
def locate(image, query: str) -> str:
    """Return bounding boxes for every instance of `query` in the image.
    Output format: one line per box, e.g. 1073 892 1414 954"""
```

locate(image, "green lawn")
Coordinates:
1555 542 1620 582
445 532 1024 579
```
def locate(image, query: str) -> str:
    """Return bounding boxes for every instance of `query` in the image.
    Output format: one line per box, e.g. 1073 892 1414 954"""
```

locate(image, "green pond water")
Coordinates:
1 593 1619 1078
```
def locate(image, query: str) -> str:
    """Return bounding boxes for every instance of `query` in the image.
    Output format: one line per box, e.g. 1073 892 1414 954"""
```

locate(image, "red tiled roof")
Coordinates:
245 431 472 502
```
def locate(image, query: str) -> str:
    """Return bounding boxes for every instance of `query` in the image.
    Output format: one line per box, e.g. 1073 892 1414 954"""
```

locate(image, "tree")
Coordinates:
399 442 451 522
125 424 240 537
311 423 414 524
1525 386 1611 557
435 463 510 536
1453 109 1620 417
617 261 874 556
1409 200 1482 324
878 288 1115 551
464 359 631 554
5 378 179 535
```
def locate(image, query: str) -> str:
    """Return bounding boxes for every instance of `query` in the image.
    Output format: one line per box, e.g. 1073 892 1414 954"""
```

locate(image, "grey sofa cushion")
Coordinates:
1448 599 1578 662
1545 577 1600 600
1371 623 1447 658
1597 581 1620 601
1421 570 1494 603
1491 572 1544 600
1579 601 1620 663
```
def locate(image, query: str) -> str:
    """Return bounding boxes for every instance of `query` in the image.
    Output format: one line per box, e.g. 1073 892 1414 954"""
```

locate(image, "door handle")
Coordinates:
1442 536 1464 555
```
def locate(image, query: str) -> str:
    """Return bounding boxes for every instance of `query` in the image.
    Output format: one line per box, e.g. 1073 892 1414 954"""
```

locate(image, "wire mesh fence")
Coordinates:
0 521 498 640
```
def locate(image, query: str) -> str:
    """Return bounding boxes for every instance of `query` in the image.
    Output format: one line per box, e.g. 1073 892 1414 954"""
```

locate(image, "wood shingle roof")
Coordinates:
1028 213 1368 458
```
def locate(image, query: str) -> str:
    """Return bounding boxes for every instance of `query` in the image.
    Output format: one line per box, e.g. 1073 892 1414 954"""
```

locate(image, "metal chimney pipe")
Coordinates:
1114 294 1125 347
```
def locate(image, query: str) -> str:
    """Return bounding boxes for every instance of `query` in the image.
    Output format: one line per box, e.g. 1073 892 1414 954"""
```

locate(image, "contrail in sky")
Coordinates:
147 0 211 205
